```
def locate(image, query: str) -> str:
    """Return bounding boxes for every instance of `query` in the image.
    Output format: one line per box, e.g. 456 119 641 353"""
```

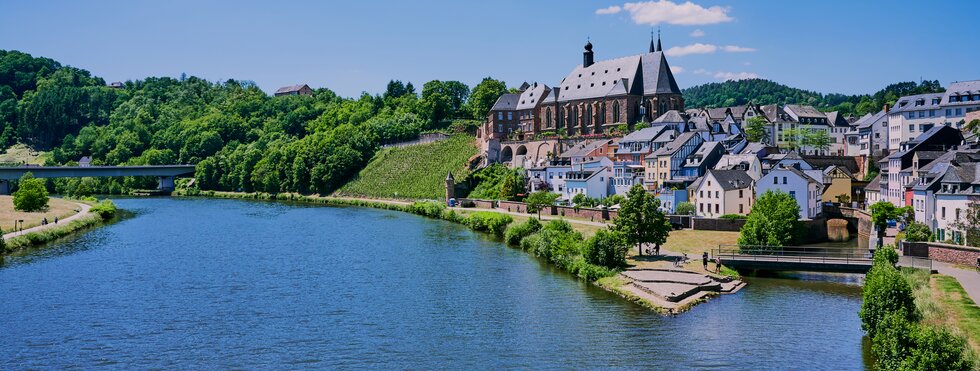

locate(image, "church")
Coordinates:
486 34 685 141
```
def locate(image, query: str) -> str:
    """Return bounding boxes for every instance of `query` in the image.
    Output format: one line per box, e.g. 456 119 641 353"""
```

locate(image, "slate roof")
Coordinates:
652 128 679 143
856 109 888 130
706 169 754 190
826 111 850 127
704 107 730 121
890 93 944 114
688 116 711 132
729 105 750 119
648 132 698 157
620 126 665 143
739 142 767 154
516 84 548 110
760 104 793 123
800 155 860 174
653 110 687 123
865 174 882 192
490 93 520 111
785 104 826 119
559 140 611 158
714 154 758 170
275 84 310 94
557 51 680 102
942 80 980 106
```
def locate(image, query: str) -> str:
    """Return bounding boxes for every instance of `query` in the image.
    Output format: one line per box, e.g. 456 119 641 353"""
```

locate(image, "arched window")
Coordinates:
572 106 579 127
612 101 621 123
585 105 592 127
546 108 552 128
599 103 606 126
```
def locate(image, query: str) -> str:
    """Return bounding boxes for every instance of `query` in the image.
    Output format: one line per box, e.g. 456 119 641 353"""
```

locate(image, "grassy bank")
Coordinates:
2 199 117 256
904 268 980 354
336 135 478 200
0 195 81 231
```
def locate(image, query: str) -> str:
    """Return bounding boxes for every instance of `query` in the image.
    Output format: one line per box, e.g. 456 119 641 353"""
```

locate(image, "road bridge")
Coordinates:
0 165 196 194
714 245 874 274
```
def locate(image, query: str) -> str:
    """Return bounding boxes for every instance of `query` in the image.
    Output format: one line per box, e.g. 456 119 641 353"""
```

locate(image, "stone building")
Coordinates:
274 84 313 97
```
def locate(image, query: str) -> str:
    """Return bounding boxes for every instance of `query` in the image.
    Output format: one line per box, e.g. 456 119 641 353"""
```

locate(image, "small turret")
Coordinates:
445 171 456 204
583 40 595 68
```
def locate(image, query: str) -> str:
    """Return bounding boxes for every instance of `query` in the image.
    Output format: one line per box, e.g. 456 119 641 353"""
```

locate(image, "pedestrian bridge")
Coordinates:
714 245 874 274
0 165 196 194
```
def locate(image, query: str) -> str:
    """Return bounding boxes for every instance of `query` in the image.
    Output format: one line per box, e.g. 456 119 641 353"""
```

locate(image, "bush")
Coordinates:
874 246 900 267
462 212 512 236
860 259 918 338
409 201 446 218
12 172 49 212
903 222 932 242
872 313 973 371
519 228 581 269
738 190 802 248
89 200 117 220
675 201 695 215
569 257 617 281
583 229 628 268
543 219 576 234
504 218 541 246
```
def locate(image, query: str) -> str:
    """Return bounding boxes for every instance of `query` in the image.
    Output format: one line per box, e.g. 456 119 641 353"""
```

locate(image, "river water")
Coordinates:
0 198 869 369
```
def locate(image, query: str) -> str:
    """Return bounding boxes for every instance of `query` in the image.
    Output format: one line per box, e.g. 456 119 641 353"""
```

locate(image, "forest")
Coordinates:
682 78 945 116
0 50 508 195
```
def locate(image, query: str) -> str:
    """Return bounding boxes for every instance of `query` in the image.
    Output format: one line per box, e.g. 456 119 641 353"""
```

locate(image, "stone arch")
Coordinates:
500 145 514 164
534 142 553 164
516 145 528 157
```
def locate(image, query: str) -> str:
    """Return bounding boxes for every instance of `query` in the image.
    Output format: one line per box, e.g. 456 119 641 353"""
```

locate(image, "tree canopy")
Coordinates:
12 172 48 211
612 184 671 256
737 190 802 248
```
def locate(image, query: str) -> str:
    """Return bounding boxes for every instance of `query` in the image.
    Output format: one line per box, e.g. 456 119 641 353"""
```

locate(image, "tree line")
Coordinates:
0 50 514 195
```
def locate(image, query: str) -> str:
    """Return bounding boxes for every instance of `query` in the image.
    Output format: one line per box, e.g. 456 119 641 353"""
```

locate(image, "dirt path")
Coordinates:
3 202 91 240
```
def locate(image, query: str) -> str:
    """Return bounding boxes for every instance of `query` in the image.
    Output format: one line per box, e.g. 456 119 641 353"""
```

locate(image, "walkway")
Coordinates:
933 261 980 306
3 202 91 240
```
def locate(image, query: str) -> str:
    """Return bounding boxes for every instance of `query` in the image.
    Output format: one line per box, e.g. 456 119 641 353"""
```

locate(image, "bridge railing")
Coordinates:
714 245 873 265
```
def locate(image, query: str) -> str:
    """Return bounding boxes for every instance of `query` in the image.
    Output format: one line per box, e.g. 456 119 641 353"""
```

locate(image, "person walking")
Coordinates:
702 252 709 271
715 256 722 274
54 217 58 224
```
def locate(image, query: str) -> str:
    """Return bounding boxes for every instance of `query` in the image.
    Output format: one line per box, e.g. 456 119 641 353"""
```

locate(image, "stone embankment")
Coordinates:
618 268 745 311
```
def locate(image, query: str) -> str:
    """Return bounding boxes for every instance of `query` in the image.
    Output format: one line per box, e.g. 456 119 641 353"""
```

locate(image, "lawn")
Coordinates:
0 143 48 166
454 209 605 238
0 195 82 233
903 268 980 354
336 135 478 200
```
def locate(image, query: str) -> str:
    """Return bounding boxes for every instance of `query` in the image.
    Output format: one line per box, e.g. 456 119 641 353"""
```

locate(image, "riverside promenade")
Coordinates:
3 201 91 240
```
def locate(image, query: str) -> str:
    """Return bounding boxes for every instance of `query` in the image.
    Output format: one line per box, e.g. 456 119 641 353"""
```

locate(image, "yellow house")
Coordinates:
822 165 854 202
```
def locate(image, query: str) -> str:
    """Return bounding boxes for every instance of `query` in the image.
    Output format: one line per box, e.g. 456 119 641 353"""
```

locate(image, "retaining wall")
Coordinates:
904 241 980 266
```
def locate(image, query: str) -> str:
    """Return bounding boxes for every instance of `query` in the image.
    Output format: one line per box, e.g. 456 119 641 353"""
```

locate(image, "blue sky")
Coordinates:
2 0 978 97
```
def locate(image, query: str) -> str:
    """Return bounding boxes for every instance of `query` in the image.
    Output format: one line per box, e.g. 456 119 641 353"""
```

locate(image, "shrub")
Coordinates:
871 313 973 371
860 259 918 338
504 218 541 246
543 219 576 234
519 228 581 269
13 172 49 212
738 190 802 248
570 257 617 281
463 212 512 236
583 229 628 268
903 222 932 243
675 201 695 215
89 200 117 220
409 201 446 218
874 246 900 267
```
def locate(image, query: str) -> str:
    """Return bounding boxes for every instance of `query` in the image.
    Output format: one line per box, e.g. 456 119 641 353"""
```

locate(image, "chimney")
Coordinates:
583 40 595 68
883 104 888 113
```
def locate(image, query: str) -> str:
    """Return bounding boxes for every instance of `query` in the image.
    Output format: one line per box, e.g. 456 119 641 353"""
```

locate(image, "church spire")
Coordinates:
656 27 662 52
649 29 657 53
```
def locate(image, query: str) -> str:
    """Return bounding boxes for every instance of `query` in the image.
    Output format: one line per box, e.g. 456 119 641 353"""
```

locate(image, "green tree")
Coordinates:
737 190 802 248
12 172 49 211
903 222 932 242
952 199 980 247
860 256 918 338
869 201 912 248
583 229 629 268
675 201 695 215
465 77 507 119
965 118 980 135
525 191 559 219
612 184 671 256
744 116 770 143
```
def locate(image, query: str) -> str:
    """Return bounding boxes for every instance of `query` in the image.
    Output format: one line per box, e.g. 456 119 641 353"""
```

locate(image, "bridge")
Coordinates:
0 165 196 194
714 245 874 274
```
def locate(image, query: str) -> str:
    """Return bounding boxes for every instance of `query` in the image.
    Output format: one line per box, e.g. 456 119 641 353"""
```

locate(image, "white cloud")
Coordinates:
713 71 760 81
664 43 717 57
721 45 757 53
608 1 733 25
671 65 685 74
689 29 705 37
693 68 710 75
742 61 752 66
595 5 622 15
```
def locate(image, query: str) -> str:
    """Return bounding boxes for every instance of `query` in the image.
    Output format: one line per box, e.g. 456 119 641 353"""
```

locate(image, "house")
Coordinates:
543 160 573 195
887 93 944 152
563 158 613 201
78 156 92 167
910 148 980 244
274 84 313 97
482 93 521 141
678 141 725 182
865 173 883 205
644 131 703 189
694 169 755 217
757 164 824 219
880 125 964 206
826 111 858 156
782 105 831 155
516 83 550 139
822 165 856 203
108 82 124 89
614 126 667 162
714 153 763 180
559 139 614 165
855 107 890 159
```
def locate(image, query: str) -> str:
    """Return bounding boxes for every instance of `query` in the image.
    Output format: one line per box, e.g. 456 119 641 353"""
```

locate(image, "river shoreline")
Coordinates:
173 189 744 314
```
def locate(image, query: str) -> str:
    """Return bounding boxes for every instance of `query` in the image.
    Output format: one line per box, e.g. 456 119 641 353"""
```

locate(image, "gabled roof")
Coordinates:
557 51 680 102
942 80 980 106
640 52 682 95
516 84 549 110
739 142 767 155
856 109 888 130
760 104 793 123
770 165 820 184
648 131 699 158
275 84 311 94
865 174 882 192
704 107 730 121
559 140 612 158
825 111 850 127
704 169 754 190
800 155 859 174
652 128 679 143
653 110 687 123
785 104 826 119
490 93 520 111
620 126 666 143
890 93 944 114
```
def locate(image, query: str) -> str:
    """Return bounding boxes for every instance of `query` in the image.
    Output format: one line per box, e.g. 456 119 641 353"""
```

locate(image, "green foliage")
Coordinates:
465 77 507 119
504 217 541 245
462 212 512 236
952 199 980 248
89 199 117 220
467 164 524 200
612 184 671 255
408 201 446 218
571 193 599 208
12 172 48 211
783 127 831 151
524 191 559 216
874 246 900 267
861 255 919 338
633 122 650 131
903 222 932 243
583 229 628 268
601 194 625 207
744 116 769 143
870 201 912 231
337 136 477 199
419 80 469 127
675 201 695 215
498 170 525 201
737 190 802 247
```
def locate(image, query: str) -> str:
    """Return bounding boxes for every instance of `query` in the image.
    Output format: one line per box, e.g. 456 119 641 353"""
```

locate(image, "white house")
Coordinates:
757 164 824 219
694 169 755 217
714 153 763 180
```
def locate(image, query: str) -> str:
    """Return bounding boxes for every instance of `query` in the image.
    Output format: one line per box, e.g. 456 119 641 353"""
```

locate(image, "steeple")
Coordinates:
656 27 662 52
649 30 657 53
583 38 595 67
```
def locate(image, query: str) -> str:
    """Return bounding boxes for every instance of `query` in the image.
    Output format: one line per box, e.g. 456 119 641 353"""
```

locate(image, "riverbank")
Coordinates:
1 198 116 256
174 190 744 314
904 268 980 354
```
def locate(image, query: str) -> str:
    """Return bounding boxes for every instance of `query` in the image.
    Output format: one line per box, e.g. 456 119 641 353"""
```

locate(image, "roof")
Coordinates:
729 105 751 119
771 165 821 184
705 169 754 190
275 84 310 94
856 109 888 130
942 80 980 106
557 51 679 102
890 93 944 114
648 131 698 158
800 155 859 174
653 110 687 123
825 111 850 127
739 142 767 155
714 154 758 170
620 126 665 143
914 151 945 161
704 107 730 121
652 128 679 143
490 93 520 111
865 174 882 192
559 140 611 158
785 104 826 119
516 84 548 110
688 116 711 132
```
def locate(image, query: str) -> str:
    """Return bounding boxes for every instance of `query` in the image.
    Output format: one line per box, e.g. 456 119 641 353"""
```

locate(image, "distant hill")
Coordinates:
681 78 944 117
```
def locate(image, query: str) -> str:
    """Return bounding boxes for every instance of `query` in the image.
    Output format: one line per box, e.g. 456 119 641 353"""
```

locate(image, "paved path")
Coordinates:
450 206 610 227
3 202 91 240
933 261 980 305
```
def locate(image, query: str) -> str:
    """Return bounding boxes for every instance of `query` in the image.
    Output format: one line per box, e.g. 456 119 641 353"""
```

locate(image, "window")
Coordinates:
773 177 778 184
739 204 743 213
498 112 503 120
715 204 719 214
909 124 915 132
918 111 925 118
699 191 703 197
783 177 788 184
715 191 719 198
907 112 914 119
739 190 743 198
789 191 796 198
507 112 513 120
946 109 952 117
941 207 946 219
545 108 552 127
700 203 704 212
612 101 621 123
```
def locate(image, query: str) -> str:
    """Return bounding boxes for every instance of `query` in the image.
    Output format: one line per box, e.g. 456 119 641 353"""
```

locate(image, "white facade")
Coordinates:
757 167 823 219
694 171 754 217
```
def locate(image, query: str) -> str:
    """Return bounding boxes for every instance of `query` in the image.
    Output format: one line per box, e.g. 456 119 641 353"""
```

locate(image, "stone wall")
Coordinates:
497 200 528 213
691 218 746 231
458 198 616 221
905 241 980 266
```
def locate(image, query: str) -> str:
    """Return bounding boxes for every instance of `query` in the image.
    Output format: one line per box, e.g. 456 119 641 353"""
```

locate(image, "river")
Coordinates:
0 198 870 369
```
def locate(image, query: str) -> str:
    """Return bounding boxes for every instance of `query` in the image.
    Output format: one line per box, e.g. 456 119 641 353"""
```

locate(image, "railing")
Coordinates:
713 245 873 266
899 256 933 271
